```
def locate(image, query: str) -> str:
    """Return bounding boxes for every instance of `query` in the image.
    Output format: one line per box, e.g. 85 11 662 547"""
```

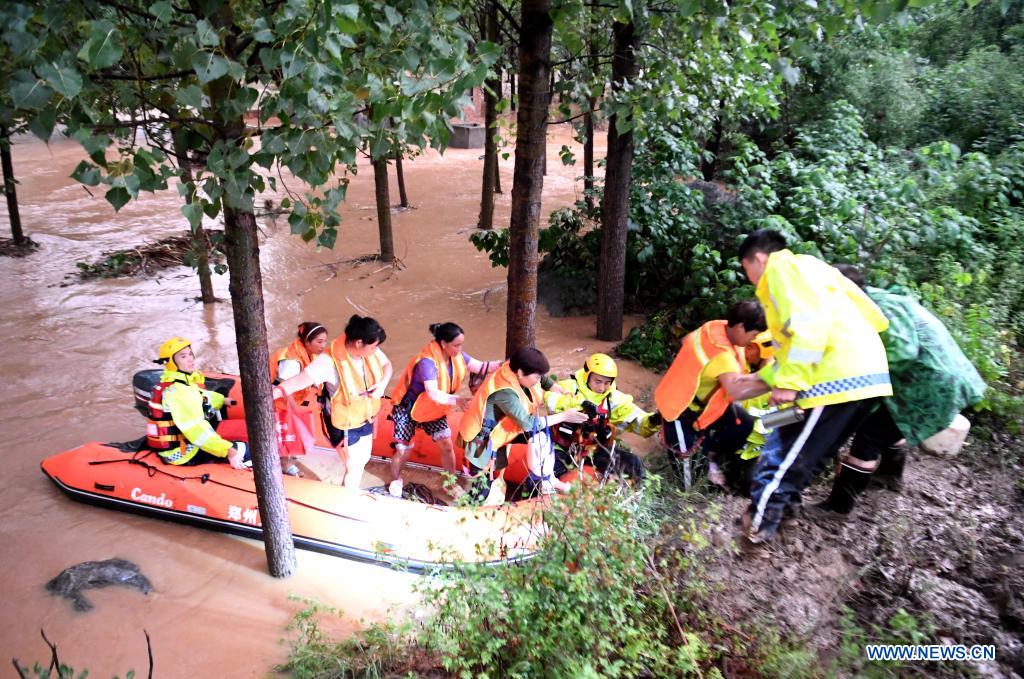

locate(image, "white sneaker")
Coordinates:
388 479 404 498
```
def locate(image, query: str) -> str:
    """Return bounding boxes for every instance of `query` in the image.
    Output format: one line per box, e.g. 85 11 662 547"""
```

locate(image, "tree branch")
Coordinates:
96 69 194 82
492 0 520 34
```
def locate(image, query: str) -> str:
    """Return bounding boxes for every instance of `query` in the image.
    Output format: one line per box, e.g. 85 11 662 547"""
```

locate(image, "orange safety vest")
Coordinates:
270 339 320 408
459 362 544 449
146 377 189 452
654 320 744 430
390 341 468 422
326 335 385 431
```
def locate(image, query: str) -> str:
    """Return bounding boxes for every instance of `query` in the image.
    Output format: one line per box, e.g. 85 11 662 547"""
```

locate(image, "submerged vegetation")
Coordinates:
74 231 225 280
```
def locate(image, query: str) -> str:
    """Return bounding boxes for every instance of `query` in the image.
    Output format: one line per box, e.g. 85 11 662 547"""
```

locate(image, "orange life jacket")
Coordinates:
270 339 320 408
654 320 743 430
146 373 203 452
390 341 468 422
326 336 385 431
459 362 544 449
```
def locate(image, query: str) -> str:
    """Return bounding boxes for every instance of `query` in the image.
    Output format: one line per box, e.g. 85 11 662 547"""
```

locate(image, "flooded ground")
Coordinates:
0 124 659 675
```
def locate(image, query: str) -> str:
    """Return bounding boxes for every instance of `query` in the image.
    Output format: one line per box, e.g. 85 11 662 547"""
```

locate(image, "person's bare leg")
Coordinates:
390 441 412 482
334 443 349 484
343 437 372 489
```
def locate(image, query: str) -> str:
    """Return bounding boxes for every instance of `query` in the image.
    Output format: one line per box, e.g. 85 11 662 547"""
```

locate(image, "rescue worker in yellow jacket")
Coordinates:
737 230 892 544
273 315 393 488
653 301 769 492
147 337 249 469
546 353 660 481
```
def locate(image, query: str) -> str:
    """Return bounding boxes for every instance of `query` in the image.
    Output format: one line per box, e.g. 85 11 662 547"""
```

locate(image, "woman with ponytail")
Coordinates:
387 322 500 498
273 315 393 488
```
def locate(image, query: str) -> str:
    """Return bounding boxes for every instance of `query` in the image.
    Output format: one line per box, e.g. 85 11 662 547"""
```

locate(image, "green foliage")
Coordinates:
416 482 712 678
2 0 494 247
833 606 935 677
277 597 417 679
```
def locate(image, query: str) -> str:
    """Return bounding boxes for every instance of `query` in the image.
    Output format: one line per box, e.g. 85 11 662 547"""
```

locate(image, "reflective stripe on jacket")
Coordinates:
547 370 659 437
152 369 230 463
756 249 892 408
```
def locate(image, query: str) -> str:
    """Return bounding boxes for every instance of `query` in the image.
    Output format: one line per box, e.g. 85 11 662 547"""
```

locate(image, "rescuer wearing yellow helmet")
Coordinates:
145 337 249 469
545 352 661 481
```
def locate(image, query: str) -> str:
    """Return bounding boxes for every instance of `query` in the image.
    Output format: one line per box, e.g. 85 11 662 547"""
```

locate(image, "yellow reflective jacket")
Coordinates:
546 369 661 438
756 249 892 408
159 369 232 462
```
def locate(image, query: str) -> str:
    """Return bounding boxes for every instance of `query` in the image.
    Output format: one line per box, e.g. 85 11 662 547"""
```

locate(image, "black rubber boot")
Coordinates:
815 464 873 515
871 447 907 491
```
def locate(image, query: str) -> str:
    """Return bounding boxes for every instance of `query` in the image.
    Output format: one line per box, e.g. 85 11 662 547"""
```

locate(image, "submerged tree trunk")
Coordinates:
596 20 638 342
394 152 409 208
373 157 395 261
173 132 215 304
478 0 500 230
206 30 296 574
505 0 553 354
221 204 296 577
1 127 25 246
509 69 516 112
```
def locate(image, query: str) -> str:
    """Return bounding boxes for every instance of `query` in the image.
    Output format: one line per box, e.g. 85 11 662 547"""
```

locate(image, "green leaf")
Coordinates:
335 4 361 33
182 202 203 230
175 84 204 110
105 186 131 212
27 108 57 140
318 226 337 249
38 61 83 99
191 52 230 84
252 17 274 43
149 0 173 23
71 161 102 186
10 70 54 109
77 20 123 70
195 19 219 47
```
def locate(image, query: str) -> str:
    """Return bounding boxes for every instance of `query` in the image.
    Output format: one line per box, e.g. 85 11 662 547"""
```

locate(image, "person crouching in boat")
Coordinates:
273 315 393 489
388 322 501 498
457 347 588 502
147 337 250 469
271 321 329 407
546 353 661 483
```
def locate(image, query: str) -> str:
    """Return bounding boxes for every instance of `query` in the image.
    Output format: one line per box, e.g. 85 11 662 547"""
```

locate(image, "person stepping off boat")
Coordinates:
388 322 501 499
457 347 587 504
273 315 392 489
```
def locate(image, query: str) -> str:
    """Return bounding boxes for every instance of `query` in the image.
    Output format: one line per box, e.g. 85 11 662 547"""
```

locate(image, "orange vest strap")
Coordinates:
327 336 384 431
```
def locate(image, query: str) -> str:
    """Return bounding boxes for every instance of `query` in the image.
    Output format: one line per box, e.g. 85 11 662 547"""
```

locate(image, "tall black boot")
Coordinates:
872 446 907 491
817 462 874 515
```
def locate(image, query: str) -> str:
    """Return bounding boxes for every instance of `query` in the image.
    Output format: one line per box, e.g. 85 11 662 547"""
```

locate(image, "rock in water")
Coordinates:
46 558 153 612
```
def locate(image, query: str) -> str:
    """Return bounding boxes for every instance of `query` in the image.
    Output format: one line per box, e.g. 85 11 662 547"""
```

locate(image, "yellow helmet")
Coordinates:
754 331 774 361
156 337 192 371
584 353 618 379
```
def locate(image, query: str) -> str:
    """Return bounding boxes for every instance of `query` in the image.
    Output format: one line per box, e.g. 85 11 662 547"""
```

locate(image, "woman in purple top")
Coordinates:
388 322 500 498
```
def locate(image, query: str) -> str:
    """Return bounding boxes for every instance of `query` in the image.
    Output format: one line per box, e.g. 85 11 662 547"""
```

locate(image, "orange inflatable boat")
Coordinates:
40 371 574 572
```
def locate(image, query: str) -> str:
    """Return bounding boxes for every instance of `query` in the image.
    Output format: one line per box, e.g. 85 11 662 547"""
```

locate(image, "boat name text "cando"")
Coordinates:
130 487 174 508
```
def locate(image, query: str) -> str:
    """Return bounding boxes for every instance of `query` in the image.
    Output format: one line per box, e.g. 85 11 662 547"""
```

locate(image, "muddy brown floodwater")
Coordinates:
0 124 659 676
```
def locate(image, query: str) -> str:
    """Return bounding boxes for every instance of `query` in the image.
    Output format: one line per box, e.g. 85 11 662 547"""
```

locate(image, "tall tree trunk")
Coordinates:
173 132 215 304
373 157 395 260
509 68 516 111
1 127 25 246
701 100 726 181
584 27 597 215
505 0 552 355
205 7 296 573
478 0 500 230
221 204 296 577
596 21 638 342
394 152 409 208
